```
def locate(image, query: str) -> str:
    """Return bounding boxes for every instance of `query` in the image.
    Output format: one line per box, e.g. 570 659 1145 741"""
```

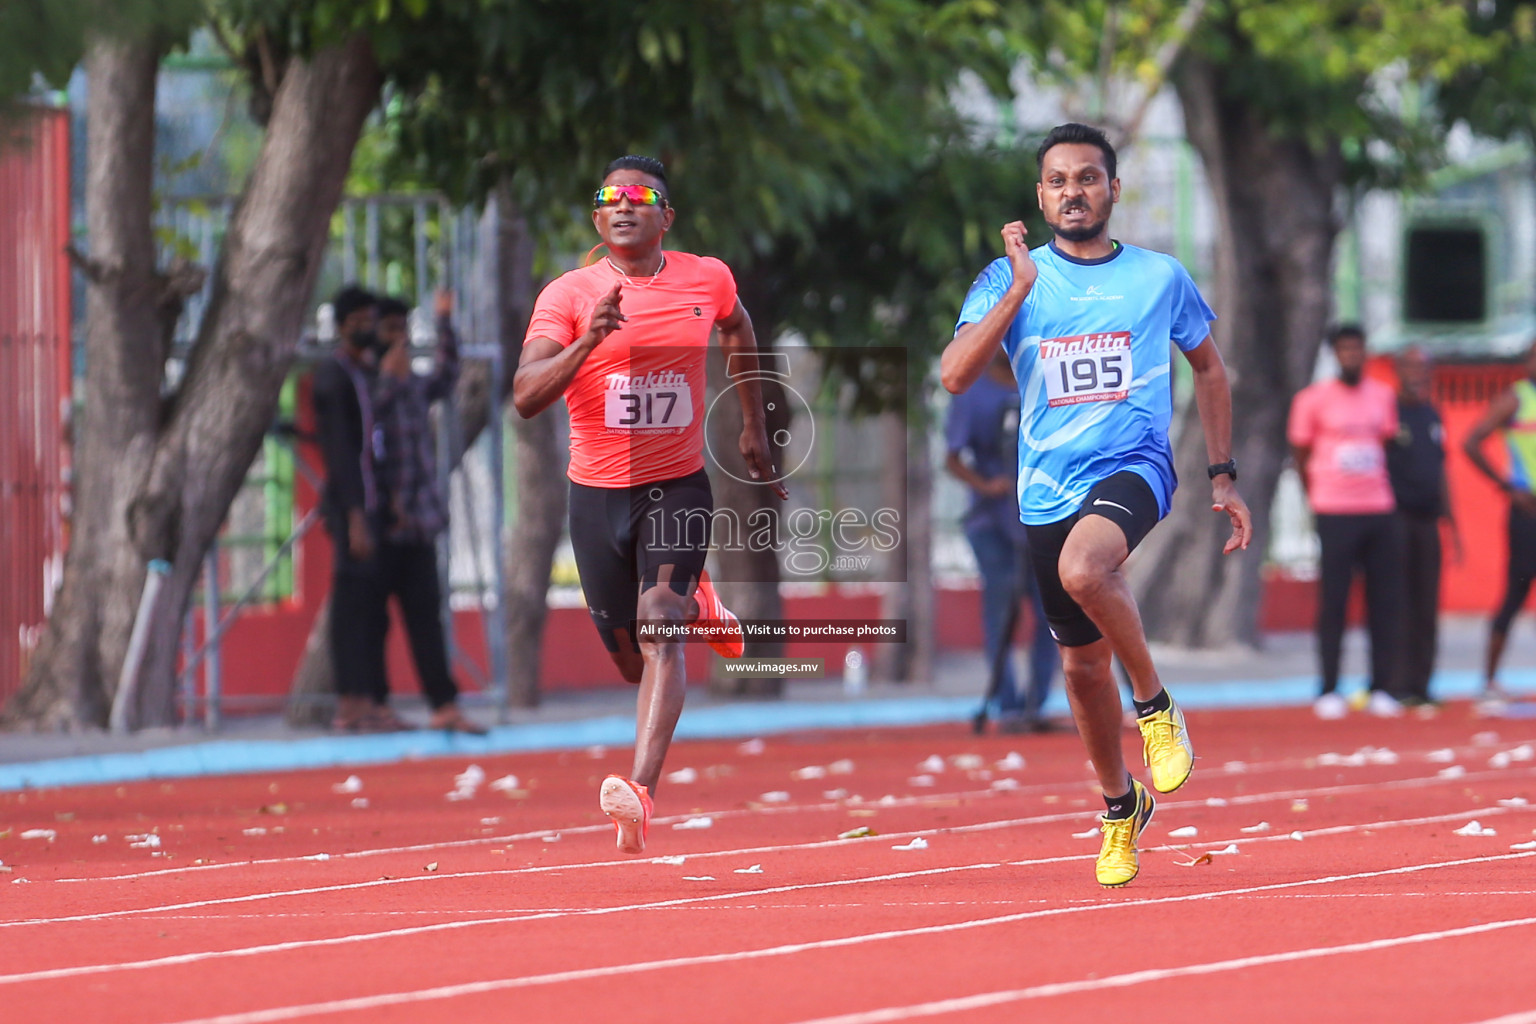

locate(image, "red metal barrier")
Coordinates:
0 107 72 704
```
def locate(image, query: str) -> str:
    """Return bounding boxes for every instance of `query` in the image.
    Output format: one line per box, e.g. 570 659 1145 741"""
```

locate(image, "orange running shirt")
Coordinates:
525 251 738 487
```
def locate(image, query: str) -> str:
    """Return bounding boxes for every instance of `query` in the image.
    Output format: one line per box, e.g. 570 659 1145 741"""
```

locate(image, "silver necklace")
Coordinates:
606 254 667 288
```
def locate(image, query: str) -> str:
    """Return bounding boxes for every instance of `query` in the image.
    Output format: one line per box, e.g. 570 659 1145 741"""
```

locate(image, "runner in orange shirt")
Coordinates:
514 155 787 853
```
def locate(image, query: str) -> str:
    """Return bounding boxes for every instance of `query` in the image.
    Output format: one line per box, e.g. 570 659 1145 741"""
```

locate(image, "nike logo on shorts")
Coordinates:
1092 497 1132 515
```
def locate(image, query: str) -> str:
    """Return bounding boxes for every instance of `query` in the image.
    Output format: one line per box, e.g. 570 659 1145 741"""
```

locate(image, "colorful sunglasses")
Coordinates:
593 184 668 208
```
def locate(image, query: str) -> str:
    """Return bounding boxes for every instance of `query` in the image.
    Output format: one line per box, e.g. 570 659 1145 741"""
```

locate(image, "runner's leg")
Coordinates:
628 470 715 792
1056 514 1161 701
1058 637 1131 795
1054 473 1191 794
631 570 694 791
1027 518 1129 793
568 480 644 684
1488 502 1536 688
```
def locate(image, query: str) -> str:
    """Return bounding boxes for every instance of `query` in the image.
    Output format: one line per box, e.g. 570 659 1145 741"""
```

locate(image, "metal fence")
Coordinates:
0 107 71 706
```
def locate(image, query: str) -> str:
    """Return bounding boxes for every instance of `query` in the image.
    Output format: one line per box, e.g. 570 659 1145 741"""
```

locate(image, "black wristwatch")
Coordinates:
1207 459 1238 482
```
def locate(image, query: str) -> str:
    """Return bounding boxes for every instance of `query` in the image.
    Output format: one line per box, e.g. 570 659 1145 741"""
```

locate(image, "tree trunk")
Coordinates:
4 34 169 729
11 34 382 731
285 599 334 726
1130 56 1343 648
125 35 380 729
496 193 563 710
872 409 934 684
505 411 566 708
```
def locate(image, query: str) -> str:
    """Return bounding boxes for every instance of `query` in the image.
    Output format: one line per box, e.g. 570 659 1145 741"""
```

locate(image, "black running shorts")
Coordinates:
568 469 713 654
1024 471 1162 648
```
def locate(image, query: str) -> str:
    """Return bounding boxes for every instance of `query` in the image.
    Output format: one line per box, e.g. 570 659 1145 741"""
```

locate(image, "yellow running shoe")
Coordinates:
1138 693 1193 793
1096 779 1155 888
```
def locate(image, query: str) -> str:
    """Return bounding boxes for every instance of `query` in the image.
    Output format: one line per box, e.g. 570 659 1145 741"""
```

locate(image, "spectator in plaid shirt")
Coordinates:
370 290 485 734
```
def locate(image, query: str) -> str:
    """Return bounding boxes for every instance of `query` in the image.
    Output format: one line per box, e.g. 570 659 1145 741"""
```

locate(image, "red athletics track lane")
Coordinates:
2 704 1535 1023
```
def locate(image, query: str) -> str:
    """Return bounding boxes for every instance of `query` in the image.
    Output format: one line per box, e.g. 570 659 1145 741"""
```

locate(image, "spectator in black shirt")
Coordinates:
372 291 484 734
1386 346 1461 705
312 285 404 732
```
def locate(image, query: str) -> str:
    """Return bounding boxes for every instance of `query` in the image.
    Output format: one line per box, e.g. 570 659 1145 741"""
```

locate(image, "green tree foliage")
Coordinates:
345 0 1031 393
0 0 201 97
1441 2 1536 144
1015 0 1495 183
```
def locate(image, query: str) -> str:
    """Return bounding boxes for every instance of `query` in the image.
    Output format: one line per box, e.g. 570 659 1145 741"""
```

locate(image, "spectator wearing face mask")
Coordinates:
312 284 408 732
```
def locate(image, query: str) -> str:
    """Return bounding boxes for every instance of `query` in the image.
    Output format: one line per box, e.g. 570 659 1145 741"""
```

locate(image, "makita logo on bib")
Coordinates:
606 370 689 390
1038 331 1131 359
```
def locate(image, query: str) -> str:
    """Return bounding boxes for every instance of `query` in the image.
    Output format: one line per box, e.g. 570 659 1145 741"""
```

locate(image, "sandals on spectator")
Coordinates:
430 707 488 736
361 706 416 733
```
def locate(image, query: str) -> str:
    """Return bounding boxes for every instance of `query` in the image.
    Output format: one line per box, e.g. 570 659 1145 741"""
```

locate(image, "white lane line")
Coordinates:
8 840 1534 996
10 773 1532 932
152 851 1536 1024
8 788 1523 932
0 860 1025 986
47 739 1536 886
1462 1012 1536 1024
133 889 1536 921
47 788 1030 885
780 917 1536 1024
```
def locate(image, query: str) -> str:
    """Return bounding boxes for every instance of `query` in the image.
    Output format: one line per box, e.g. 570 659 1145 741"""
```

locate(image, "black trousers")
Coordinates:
1492 503 1536 635
1398 511 1442 701
329 530 460 710
1315 513 1405 696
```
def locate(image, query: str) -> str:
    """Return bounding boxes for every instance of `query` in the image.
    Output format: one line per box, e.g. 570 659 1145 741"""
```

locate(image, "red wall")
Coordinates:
0 108 71 704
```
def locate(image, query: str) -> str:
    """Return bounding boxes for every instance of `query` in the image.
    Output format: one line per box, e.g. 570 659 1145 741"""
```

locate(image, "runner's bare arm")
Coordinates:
718 300 789 500
1462 389 1536 514
513 283 626 418
941 221 1036 395
1462 388 1519 490
1183 336 1252 554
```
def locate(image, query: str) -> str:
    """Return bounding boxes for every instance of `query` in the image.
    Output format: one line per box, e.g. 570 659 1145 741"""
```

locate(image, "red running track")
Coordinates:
2 704 1535 1023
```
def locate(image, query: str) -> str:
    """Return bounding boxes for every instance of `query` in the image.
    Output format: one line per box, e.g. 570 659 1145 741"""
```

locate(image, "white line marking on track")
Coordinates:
1461 1012 1536 1024
778 917 1536 1024
0 860 1025 987
44 746 1536 885
9 843 1534 999
6 795 1523 932
150 851 1536 1024
122 890 1536 921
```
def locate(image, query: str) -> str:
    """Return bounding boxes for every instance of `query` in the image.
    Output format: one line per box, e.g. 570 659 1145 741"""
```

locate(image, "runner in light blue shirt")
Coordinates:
940 123 1253 888
956 241 1215 524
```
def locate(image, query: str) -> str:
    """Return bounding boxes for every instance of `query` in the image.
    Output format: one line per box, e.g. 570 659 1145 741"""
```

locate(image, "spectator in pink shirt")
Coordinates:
1288 325 1406 720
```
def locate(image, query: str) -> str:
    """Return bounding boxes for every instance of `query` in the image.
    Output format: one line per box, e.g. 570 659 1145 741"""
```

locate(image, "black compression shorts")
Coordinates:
1024 471 1162 648
568 468 713 654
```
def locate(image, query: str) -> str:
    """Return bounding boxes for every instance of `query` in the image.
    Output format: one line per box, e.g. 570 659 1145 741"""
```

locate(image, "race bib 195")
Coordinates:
1040 331 1132 408
603 370 694 430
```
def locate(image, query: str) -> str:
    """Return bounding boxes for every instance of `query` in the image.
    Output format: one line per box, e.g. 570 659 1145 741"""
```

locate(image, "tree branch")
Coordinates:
1116 0 1211 147
65 243 106 283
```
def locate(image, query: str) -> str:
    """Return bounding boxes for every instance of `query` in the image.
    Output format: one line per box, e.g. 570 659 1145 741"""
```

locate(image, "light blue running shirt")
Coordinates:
955 241 1215 525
